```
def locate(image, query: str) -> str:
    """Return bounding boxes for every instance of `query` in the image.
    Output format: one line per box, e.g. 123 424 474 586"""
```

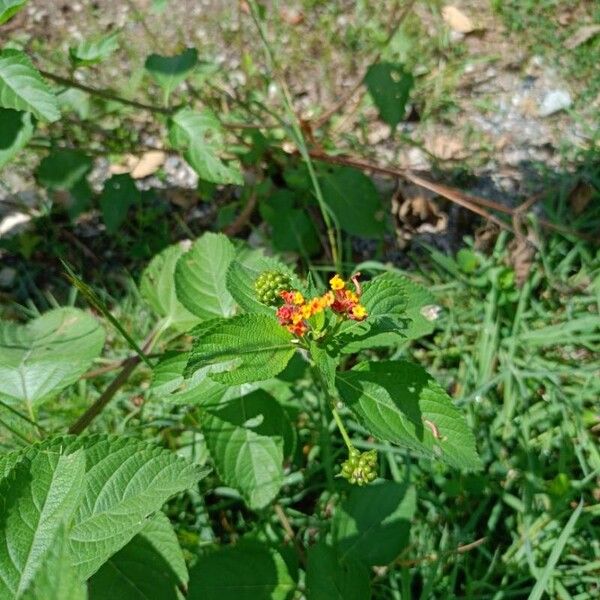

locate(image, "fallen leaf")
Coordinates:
507 231 537 287
425 134 466 160
280 7 304 26
569 182 594 215
564 24 600 49
442 5 475 34
131 150 166 179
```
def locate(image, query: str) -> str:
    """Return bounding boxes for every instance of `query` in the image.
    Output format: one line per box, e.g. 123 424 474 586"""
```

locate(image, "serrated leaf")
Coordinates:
336 361 481 470
0 307 105 408
341 272 436 352
203 390 293 509
174 232 237 320
87 512 187 600
364 62 414 128
21 525 86 600
188 541 296 600
35 149 92 190
0 49 60 122
0 108 34 169
305 542 370 600
140 242 200 332
332 481 416 566
69 31 120 66
225 247 300 315
144 48 197 101
99 173 140 233
0 449 86 598
64 435 205 579
0 0 27 24
169 107 243 185
186 314 295 385
321 166 386 238
151 351 255 407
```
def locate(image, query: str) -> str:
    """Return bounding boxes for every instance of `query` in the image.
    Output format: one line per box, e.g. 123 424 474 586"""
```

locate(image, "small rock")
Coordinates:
539 90 572 117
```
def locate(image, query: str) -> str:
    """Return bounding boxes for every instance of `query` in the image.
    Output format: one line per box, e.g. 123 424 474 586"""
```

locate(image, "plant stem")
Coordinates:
38 69 173 115
246 1 341 271
331 406 354 452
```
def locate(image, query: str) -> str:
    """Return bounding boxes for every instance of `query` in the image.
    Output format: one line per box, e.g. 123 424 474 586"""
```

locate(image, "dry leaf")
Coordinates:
131 151 166 179
507 231 537 287
425 134 466 160
442 5 475 34
565 24 600 49
569 182 594 215
280 7 304 26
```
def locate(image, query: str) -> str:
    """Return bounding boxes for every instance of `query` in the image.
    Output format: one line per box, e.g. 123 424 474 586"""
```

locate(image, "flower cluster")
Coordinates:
340 449 378 486
271 274 368 337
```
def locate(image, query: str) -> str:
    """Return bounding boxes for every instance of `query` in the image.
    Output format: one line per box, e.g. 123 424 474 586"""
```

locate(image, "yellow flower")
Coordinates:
292 291 304 305
330 274 345 290
309 298 323 314
300 304 313 319
320 291 335 307
351 304 367 319
346 290 358 303
292 311 304 324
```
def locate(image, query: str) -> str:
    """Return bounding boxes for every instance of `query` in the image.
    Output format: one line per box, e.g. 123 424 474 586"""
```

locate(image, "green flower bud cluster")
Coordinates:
254 271 292 306
340 449 378 486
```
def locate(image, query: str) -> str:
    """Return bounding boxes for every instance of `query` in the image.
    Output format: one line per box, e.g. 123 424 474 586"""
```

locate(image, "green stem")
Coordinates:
246 1 341 271
331 406 354 452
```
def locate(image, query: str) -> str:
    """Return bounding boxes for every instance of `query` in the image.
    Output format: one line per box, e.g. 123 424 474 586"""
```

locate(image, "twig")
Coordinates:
223 193 257 236
38 69 173 115
396 536 487 568
312 0 417 129
274 504 307 566
68 335 154 435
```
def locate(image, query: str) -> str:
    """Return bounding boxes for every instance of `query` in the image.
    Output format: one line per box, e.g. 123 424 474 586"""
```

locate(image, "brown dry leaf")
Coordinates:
425 134 467 160
109 154 138 175
474 223 499 252
131 151 166 179
442 5 475 34
165 188 197 209
507 231 537 287
280 7 304 26
565 24 600 49
391 184 448 248
569 182 594 215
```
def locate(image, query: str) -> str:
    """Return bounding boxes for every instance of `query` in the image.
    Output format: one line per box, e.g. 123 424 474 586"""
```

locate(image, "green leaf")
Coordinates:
321 166 386 238
336 361 481 470
151 351 255 407
226 247 300 315
260 190 320 255
305 542 370 600
0 49 60 122
341 272 436 352
140 242 200 332
21 525 87 600
63 435 205 579
87 512 187 600
0 449 86 598
364 62 414 128
69 31 120 67
174 232 237 320
0 0 27 25
36 149 92 191
202 391 293 509
186 314 296 385
332 482 416 566
188 541 296 600
0 307 105 407
169 107 243 185
0 108 34 169
99 173 140 233
144 48 198 101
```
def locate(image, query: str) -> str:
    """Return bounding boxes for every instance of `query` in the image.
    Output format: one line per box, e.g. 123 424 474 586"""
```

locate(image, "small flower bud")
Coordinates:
255 271 292 306
340 449 378 486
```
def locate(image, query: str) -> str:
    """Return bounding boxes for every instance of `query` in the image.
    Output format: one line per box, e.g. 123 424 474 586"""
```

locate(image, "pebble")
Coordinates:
538 90 572 117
